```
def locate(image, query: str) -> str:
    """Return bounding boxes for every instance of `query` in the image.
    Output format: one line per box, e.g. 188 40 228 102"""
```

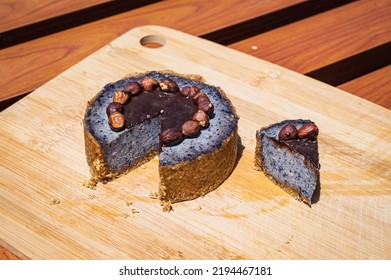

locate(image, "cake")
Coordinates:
83 70 238 210
254 119 320 205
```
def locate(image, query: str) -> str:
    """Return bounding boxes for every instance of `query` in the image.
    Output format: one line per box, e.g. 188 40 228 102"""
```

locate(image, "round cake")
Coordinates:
83 70 239 210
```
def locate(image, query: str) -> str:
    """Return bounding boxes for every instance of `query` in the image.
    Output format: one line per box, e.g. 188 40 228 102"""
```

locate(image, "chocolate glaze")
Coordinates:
123 89 197 132
281 139 319 167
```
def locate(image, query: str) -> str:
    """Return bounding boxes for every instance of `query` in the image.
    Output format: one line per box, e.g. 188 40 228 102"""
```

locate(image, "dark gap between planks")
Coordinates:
0 0 161 49
201 0 356 45
306 42 391 86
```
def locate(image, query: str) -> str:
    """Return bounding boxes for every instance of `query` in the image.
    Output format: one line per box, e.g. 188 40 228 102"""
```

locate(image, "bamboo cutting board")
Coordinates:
1 26 390 260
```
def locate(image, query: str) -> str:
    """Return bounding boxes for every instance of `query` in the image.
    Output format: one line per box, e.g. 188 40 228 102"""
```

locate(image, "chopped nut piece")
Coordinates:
108 112 125 131
113 90 129 104
182 120 200 137
278 124 298 141
141 77 159 91
123 82 141 96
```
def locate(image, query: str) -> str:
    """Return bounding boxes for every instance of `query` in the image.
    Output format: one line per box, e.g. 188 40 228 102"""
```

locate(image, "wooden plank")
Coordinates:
229 0 391 75
338 65 391 109
0 0 306 101
0 0 112 32
0 25 390 260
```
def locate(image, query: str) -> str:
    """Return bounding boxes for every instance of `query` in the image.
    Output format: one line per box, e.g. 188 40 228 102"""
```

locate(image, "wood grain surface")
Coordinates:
1 26 390 260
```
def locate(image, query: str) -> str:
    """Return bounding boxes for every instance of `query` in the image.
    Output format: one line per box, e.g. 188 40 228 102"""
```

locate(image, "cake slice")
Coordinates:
255 119 320 205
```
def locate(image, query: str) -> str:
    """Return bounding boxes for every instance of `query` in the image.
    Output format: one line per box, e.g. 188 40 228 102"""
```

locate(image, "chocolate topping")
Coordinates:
280 139 319 167
123 89 197 133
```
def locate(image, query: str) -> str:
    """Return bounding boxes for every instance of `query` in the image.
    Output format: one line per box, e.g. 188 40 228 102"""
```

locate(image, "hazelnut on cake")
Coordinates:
255 119 320 205
83 70 238 210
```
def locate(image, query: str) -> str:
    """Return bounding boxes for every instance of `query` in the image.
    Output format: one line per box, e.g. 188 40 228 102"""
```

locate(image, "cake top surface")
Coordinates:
85 71 238 166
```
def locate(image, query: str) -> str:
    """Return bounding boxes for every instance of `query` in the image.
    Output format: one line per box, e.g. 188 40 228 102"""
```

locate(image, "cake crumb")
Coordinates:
141 164 146 169
131 209 139 214
123 213 129 218
177 251 183 258
83 178 97 190
149 192 159 199
88 194 95 200
285 235 293 245
50 199 60 205
126 201 133 207
162 202 173 212
195 205 202 211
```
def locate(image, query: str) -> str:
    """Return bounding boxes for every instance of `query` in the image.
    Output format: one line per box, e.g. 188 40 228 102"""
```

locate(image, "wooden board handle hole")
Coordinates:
140 35 166 48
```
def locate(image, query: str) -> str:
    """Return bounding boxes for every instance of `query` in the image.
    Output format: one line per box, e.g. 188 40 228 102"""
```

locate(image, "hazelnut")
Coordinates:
123 82 141 96
192 110 209 128
180 86 200 97
193 92 210 105
182 120 200 137
161 128 183 146
278 124 298 141
159 78 179 93
106 102 124 116
141 77 159 91
108 112 126 131
198 101 214 116
298 123 319 140
113 90 129 104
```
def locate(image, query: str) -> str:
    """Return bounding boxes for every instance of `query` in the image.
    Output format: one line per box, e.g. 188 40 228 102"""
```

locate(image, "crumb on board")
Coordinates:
131 209 139 214
162 202 173 212
149 192 158 199
88 194 95 200
83 179 97 189
126 201 133 207
177 251 183 258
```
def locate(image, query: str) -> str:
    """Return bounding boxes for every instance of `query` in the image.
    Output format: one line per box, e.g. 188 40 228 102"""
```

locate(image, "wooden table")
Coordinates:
0 0 390 260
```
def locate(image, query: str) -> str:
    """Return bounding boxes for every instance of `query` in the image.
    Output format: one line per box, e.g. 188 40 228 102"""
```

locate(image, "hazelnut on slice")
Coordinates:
182 120 200 137
298 124 319 140
108 112 126 132
113 90 129 104
106 102 124 116
198 101 214 116
192 110 209 128
159 78 179 93
180 86 200 97
278 124 298 141
123 82 141 96
141 77 159 91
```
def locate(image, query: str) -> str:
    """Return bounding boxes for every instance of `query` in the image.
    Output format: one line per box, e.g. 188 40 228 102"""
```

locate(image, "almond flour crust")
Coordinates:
83 70 238 209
